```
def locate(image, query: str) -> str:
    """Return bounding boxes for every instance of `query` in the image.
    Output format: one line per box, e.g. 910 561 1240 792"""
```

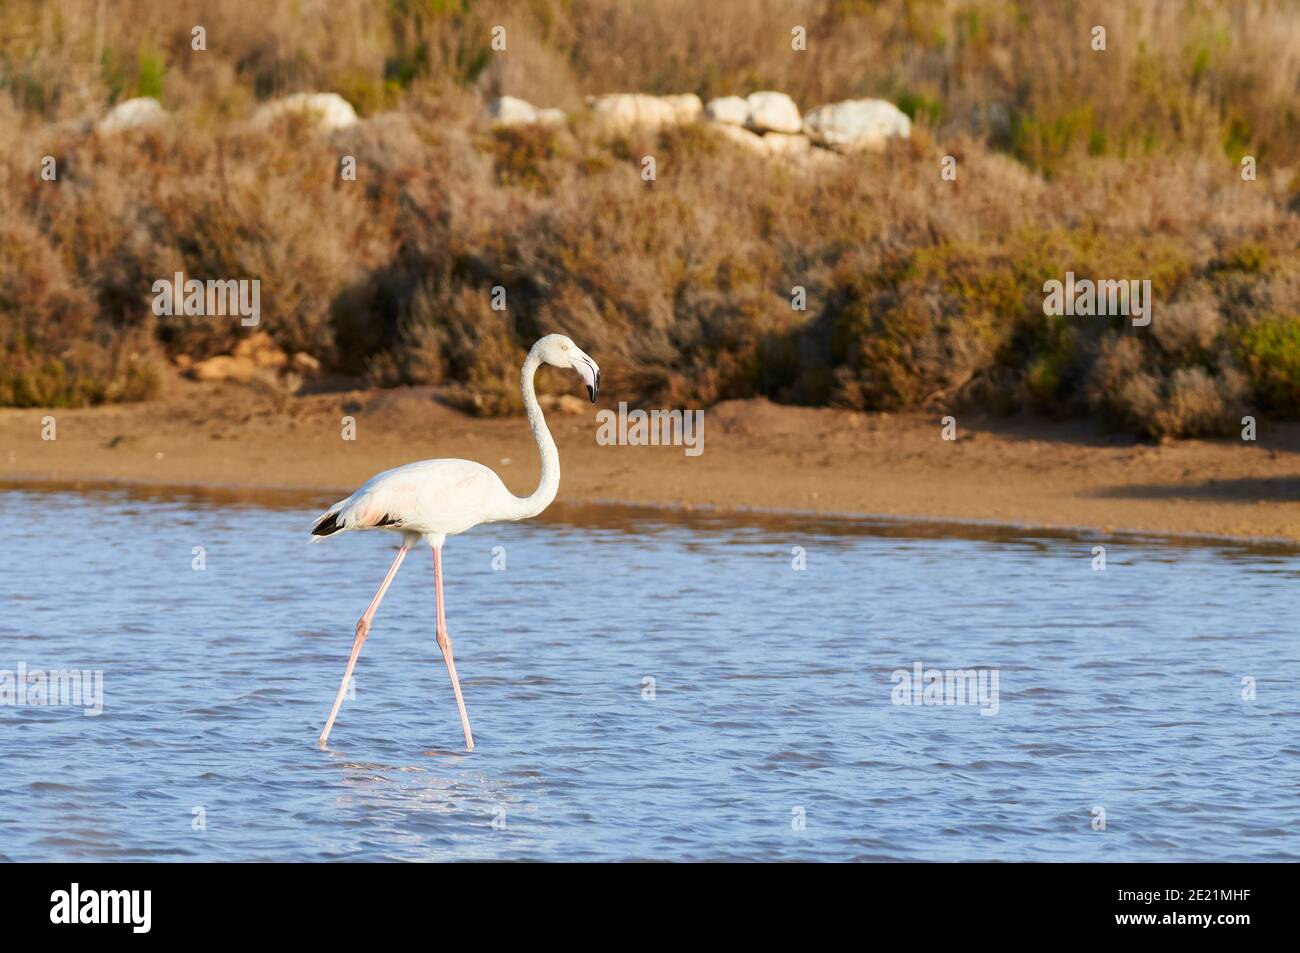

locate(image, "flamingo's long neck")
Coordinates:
506 347 560 521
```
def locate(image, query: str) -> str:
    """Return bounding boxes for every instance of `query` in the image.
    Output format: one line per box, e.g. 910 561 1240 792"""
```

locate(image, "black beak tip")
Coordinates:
587 384 597 404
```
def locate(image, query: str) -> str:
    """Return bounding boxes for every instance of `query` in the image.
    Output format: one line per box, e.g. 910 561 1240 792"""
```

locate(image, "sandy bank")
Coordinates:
3 374 1300 545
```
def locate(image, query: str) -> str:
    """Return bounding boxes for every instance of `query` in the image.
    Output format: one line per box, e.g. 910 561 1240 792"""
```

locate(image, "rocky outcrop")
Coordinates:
704 96 748 126
489 96 566 128
499 86 913 165
709 124 768 154
588 93 702 131
802 99 912 151
489 95 539 126
187 332 295 384
188 355 257 384
96 97 165 133
253 92 359 132
659 94 703 124
706 124 830 166
762 132 811 156
744 91 802 134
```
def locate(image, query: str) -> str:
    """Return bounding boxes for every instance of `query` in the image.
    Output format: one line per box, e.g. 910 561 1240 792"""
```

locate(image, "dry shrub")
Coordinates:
1 0 1299 439
1087 336 1162 433
1088 336 1246 437
1155 282 1224 360
1152 367 1246 437
0 215 160 406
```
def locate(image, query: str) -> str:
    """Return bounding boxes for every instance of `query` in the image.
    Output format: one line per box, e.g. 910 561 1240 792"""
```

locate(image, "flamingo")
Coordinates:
310 333 600 751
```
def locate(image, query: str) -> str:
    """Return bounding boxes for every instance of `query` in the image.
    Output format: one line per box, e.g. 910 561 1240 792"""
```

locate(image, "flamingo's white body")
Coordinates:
311 334 600 750
323 459 523 537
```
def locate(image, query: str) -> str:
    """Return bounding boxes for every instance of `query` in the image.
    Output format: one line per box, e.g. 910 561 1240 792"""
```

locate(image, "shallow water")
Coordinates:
1 486 1297 862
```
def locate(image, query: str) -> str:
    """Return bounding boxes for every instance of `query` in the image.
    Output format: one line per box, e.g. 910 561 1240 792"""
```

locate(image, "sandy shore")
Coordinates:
4 373 1300 544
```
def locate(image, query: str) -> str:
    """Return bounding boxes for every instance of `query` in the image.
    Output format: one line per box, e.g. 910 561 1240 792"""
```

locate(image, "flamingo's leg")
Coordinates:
433 545 475 751
318 544 409 746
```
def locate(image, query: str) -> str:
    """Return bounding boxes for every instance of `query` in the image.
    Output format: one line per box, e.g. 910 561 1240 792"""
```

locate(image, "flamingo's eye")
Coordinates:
561 343 570 350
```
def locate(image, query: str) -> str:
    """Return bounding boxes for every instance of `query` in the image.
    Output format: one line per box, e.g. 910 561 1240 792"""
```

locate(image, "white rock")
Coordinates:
589 93 702 131
802 99 911 151
709 123 769 154
762 132 811 156
489 98 566 128
253 92 358 132
590 94 665 129
659 94 703 124
745 91 801 134
708 125 816 161
705 96 749 126
489 95 539 126
96 97 164 133
536 107 567 128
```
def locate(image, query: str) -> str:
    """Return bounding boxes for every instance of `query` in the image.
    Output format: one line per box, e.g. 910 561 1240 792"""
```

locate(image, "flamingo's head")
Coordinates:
535 334 600 403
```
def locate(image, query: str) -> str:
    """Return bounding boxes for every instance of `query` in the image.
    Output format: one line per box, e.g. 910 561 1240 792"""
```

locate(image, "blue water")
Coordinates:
1 486 1297 861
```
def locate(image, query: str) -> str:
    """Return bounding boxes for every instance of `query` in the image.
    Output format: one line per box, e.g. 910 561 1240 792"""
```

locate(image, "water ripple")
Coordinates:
0 488 1297 860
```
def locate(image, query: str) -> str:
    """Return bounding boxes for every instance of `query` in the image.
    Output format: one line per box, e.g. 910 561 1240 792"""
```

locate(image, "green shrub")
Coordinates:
1237 315 1300 416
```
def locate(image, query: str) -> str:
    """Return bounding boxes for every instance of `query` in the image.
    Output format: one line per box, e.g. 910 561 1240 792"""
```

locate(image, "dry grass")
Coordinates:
1 0 1297 435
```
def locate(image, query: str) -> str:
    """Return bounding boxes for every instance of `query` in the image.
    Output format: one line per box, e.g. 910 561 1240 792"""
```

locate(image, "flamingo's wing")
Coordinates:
311 459 513 539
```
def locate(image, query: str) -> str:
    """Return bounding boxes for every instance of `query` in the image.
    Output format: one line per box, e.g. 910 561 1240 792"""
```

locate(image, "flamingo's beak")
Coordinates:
574 355 599 404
